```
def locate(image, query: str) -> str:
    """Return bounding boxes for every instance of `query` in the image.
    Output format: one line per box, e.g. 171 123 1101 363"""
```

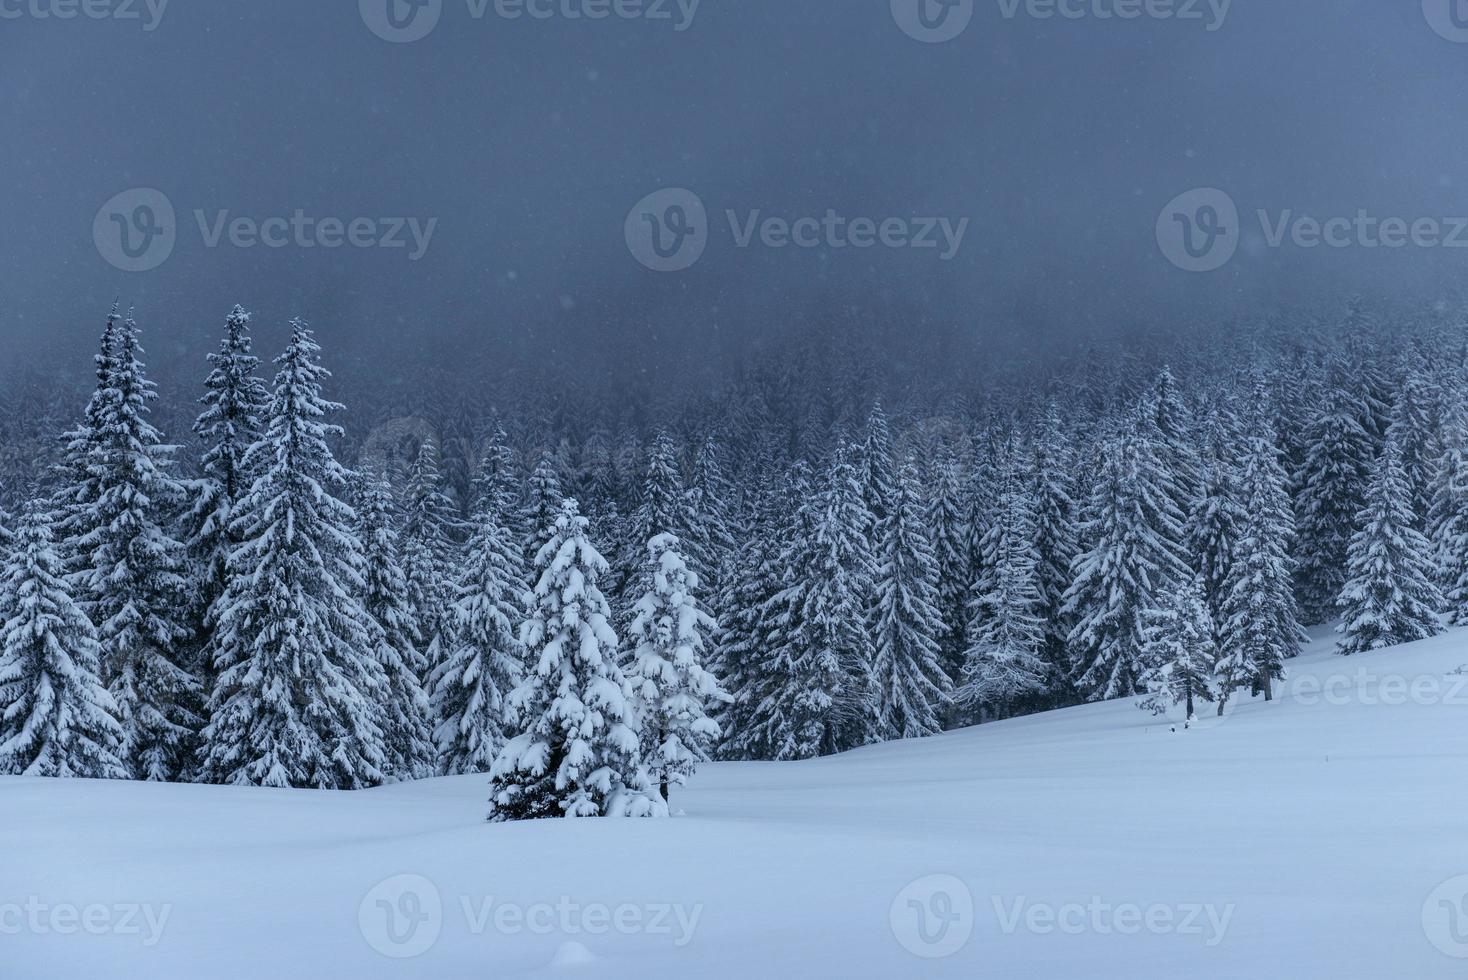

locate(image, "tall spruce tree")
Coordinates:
199 320 388 789
1217 416 1304 705
960 452 1048 717
185 305 269 694
627 532 728 803
1030 407 1080 695
1429 392 1468 623
1337 438 1445 655
430 500 526 775
401 438 457 684
0 500 127 779
356 476 435 780
1294 361 1376 624
926 444 971 680
489 499 660 820
75 315 199 781
1064 431 1190 700
869 460 951 739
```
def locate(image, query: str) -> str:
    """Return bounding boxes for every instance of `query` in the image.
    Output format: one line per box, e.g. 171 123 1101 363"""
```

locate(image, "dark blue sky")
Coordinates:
4 0 1468 390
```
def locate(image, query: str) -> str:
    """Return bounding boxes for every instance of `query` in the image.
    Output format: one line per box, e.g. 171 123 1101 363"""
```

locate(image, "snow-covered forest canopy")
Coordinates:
2 296 1465 811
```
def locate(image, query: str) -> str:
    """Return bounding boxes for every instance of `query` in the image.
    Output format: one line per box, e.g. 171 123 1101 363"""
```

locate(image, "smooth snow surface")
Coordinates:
3 628 1466 978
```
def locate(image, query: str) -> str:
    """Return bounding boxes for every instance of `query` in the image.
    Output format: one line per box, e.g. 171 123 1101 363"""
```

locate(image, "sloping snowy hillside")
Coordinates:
3 628 1466 979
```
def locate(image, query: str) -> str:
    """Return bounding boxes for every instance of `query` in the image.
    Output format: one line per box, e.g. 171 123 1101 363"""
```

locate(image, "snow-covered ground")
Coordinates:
3 627 1466 979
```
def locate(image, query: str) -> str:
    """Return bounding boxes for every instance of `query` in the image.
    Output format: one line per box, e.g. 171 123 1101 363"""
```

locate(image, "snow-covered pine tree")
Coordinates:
185 305 269 694
713 473 798 761
926 444 971 680
960 450 1048 717
1137 576 1217 721
1386 363 1437 529
1217 412 1304 706
1293 360 1377 624
1187 406 1246 621
75 315 200 781
401 438 457 684
53 306 121 573
684 435 738 604
199 320 388 789
356 475 435 780
489 499 660 820
1429 391 1468 623
1337 436 1445 655
816 444 880 749
869 460 951 739
430 497 526 775
627 532 728 803
1147 367 1203 519
735 451 872 760
0 500 127 779
1030 405 1080 695
858 402 898 530
617 431 692 628
471 422 519 524
1064 430 1190 700
521 452 564 568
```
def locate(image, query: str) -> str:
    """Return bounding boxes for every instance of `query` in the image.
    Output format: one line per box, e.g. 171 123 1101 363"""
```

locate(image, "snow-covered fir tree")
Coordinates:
1029 406 1080 695
199 320 388 789
926 443 971 679
0 500 127 779
73 315 199 781
1429 391 1468 623
627 532 728 803
869 460 951 739
489 499 661 820
430 498 526 776
184 305 269 695
401 438 458 683
1136 576 1217 721
1337 436 1445 656
1216 413 1304 706
1294 360 1377 624
1064 430 1190 700
1187 406 1246 620
960 451 1049 718
521 452 564 568
356 475 435 780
